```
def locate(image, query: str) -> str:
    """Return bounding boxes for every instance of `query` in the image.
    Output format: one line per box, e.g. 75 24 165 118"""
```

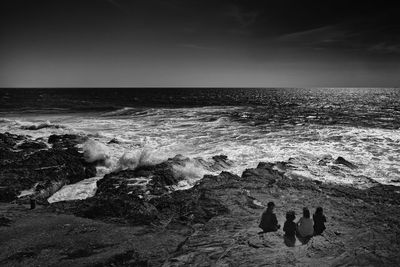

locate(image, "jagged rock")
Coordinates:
0 132 24 147
107 138 120 144
6 155 400 266
16 140 47 150
48 134 87 149
0 133 96 203
318 154 334 166
334 156 357 169
54 159 232 225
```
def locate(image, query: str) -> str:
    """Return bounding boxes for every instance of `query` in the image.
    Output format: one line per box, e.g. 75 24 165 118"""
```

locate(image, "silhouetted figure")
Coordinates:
283 211 296 237
284 235 296 247
313 207 326 235
259 202 280 233
283 211 296 247
296 207 313 244
30 196 36 210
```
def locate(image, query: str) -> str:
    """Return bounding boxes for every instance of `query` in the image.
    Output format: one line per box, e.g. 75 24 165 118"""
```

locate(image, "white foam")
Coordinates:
3 106 400 191
115 149 160 170
173 161 208 182
82 139 111 164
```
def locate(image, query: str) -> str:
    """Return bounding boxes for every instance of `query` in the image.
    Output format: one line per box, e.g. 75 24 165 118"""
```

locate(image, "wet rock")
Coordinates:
0 132 24 148
334 156 357 169
0 133 96 203
241 162 280 186
209 155 233 171
318 154 333 166
16 140 47 150
107 138 120 144
55 158 231 225
48 134 87 149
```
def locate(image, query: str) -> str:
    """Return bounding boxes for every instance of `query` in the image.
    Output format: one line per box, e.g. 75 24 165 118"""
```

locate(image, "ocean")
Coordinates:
1 88 400 193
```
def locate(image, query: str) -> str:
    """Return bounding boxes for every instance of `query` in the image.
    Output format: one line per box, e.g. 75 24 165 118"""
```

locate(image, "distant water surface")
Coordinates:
1 88 399 187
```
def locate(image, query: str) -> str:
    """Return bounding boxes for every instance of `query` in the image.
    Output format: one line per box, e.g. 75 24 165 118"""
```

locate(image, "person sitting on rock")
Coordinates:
283 211 296 237
259 201 280 233
283 210 297 247
296 207 314 239
313 207 327 235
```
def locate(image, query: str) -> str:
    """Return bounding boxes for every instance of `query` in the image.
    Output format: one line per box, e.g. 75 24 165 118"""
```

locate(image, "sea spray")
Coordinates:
115 149 165 171
83 139 111 166
172 161 210 190
20 120 64 130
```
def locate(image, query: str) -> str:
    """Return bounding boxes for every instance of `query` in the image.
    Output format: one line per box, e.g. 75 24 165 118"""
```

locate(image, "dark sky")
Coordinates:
1 0 399 87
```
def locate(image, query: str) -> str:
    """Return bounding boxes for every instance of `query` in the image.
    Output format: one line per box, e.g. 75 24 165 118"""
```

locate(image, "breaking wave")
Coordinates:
2 102 400 190
20 120 65 130
82 139 111 165
115 149 165 171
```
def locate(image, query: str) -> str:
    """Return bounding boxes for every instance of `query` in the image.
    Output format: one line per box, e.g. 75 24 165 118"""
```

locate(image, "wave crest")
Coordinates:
83 139 111 165
115 149 165 171
20 120 64 130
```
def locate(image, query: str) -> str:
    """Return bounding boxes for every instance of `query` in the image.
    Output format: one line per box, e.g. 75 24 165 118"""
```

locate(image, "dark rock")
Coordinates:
150 187 229 224
16 140 47 150
0 132 25 148
334 156 357 169
13 157 400 266
241 162 280 186
0 133 96 203
0 216 12 227
318 154 333 166
51 158 233 226
107 138 120 144
48 134 87 149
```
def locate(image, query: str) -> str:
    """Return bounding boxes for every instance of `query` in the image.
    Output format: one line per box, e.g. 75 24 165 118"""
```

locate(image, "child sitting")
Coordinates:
313 207 327 235
283 211 296 237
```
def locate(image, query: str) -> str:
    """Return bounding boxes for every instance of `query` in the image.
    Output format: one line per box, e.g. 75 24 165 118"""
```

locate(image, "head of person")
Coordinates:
286 211 295 222
303 207 310 218
315 207 323 215
267 201 275 211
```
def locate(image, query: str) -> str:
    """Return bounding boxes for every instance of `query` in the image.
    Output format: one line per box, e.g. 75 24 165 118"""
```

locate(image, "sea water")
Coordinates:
1 88 399 201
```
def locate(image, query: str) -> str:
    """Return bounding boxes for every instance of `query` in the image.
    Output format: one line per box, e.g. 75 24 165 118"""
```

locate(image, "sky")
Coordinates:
0 0 399 87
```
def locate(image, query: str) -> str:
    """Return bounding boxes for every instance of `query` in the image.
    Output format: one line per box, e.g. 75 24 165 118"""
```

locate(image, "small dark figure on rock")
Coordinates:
30 196 36 210
296 207 313 244
283 210 296 247
259 201 280 233
313 207 327 235
283 211 296 237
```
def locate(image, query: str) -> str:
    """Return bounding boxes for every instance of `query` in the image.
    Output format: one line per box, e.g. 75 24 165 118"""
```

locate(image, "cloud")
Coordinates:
274 21 400 55
368 42 400 54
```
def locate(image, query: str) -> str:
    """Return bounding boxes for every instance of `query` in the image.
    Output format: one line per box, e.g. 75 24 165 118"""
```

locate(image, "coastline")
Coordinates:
1 133 400 266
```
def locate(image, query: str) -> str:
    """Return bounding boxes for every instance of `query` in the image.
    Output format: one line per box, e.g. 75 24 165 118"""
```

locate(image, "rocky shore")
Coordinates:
0 133 96 203
1 133 400 266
